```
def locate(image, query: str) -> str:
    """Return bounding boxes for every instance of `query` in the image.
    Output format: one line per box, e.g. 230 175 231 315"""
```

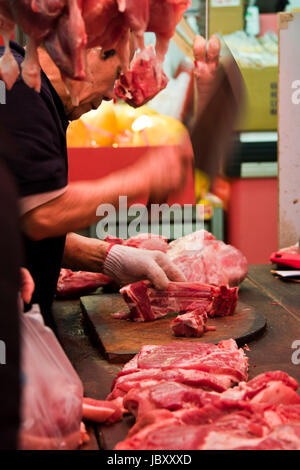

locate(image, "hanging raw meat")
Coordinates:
147 0 191 61
0 0 87 92
114 45 169 107
0 0 191 107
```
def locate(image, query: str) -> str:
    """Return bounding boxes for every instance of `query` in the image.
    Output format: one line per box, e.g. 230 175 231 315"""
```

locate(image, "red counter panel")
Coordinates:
68 146 196 206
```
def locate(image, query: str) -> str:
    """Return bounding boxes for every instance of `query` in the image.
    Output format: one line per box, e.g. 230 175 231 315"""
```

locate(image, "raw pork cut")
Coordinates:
117 280 238 322
82 396 125 424
147 0 191 60
56 268 112 299
136 339 247 380
114 45 169 108
222 370 300 405
0 0 191 106
171 310 216 337
108 339 248 400
168 230 248 287
115 403 300 450
123 371 300 420
108 368 235 400
104 233 168 252
0 0 87 92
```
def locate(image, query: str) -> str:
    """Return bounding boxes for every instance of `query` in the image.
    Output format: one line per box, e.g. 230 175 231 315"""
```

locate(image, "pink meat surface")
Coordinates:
0 0 191 103
118 280 238 322
104 233 168 252
56 268 112 299
171 310 216 337
114 45 169 107
136 339 248 381
222 371 300 405
108 368 235 400
123 371 300 421
82 397 124 424
108 339 248 402
168 230 248 287
147 0 191 59
115 401 300 450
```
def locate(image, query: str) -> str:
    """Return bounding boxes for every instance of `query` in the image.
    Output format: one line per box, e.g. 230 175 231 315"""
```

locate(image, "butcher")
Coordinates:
0 35 220 332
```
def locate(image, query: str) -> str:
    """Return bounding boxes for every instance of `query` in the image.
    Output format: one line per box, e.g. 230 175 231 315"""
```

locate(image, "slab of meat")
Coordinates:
171 310 216 337
108 368 235 400
108 339 248 401
136 339 247 379
147 0 191 60
118 280 238 322
123 381 218 420
168 230 248 287
56 268 112 299
0 0 87 92
104 233 168 252
222 370 300 406
117 0 149 50
115 402 300 450
114 45 169 108
123 371 300 422
0 0 190 106
82 396 125 424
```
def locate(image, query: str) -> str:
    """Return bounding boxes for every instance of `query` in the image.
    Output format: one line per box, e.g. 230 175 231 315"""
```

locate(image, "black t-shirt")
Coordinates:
0 42 69 331
0 154 21 449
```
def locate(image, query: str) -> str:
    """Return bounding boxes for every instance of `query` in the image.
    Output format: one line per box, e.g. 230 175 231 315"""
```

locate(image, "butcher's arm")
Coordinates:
21 167 148 241
62 232 109 272
22 147 187 241
62 232 186 289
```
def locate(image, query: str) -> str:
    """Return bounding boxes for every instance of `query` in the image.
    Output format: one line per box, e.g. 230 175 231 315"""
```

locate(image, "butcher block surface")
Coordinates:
80 293 266 363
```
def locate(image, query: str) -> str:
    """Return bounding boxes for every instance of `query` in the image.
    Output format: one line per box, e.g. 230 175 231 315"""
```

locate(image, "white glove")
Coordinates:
103 244 186 290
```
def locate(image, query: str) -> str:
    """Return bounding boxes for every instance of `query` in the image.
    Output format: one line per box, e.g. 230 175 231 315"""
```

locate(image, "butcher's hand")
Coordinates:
193 35 221 114
103 245 186 290
139 145 191 204
20 267 35 304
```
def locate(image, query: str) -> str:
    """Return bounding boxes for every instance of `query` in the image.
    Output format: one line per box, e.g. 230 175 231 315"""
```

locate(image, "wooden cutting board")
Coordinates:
80 294 266 363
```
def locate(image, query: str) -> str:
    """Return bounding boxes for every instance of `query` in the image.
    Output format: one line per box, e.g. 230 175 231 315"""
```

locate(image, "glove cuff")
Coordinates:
103 244 125 279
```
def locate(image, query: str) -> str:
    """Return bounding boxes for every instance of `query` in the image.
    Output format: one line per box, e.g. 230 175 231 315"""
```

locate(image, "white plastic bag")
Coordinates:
18 305 83 450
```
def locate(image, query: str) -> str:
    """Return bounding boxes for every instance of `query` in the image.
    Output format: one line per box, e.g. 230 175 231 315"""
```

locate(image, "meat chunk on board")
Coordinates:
171 310 216 337
117 280 238 322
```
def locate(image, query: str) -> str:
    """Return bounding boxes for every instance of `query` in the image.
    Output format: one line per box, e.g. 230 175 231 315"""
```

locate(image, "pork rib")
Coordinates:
118 280 238 322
